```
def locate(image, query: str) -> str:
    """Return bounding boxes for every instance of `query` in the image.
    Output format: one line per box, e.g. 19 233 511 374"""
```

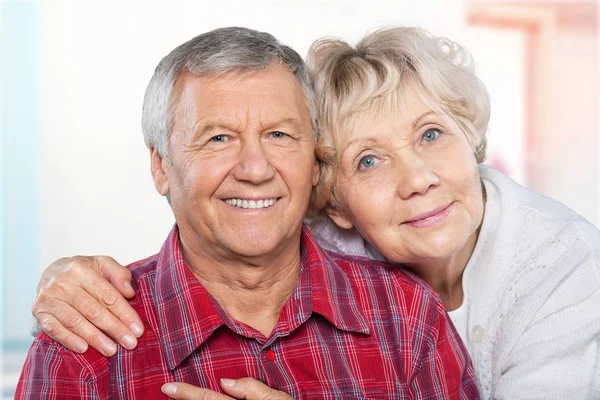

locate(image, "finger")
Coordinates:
35 297 118 356
162 383 234 400
51 285 139 350
220 378 293 400
35 312 89 353
94 256 136 298
70 269 144 338
34 256 144 339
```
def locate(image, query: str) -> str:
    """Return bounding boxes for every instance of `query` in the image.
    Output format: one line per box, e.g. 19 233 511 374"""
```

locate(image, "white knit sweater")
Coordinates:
310 165 600 399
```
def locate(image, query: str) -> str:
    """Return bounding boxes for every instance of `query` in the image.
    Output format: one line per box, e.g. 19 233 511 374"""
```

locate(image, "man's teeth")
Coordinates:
225 198 277 209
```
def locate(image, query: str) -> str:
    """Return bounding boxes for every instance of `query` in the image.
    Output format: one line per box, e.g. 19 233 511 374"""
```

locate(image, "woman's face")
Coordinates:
329 88 485 264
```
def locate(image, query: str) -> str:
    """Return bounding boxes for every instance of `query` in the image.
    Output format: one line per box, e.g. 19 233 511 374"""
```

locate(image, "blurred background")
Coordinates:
1 0 598 397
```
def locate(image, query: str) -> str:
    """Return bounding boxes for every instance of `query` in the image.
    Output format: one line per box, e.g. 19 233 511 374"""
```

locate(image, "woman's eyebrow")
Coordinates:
412 111 436 129
340 136 380 158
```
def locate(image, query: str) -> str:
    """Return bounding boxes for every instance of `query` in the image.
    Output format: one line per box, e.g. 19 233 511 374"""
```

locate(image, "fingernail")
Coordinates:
124 281 133 291
221 378 236 388
162 383 177 395
75 341 88 353
130 323 143 337
122 334 136 349
101 340 116 356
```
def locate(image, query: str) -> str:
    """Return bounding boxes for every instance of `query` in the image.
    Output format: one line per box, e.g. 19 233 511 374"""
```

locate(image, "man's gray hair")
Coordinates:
141 27 318 157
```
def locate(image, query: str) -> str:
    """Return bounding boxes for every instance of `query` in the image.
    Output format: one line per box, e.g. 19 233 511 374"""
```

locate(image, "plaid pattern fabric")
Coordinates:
16 225 479 399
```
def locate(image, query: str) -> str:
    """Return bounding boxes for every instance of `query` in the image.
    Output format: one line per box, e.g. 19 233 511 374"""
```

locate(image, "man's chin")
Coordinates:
217 233 296 260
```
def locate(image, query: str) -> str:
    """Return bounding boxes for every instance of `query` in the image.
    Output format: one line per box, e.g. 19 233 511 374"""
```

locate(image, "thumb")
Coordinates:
94 256 135 298
220 378 293 400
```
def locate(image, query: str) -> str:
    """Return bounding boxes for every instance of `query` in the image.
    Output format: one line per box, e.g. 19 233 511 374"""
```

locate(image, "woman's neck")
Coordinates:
407 228 479 311
413 181 487 311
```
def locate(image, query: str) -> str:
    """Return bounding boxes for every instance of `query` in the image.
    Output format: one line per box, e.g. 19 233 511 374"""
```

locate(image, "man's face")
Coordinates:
152 65 319 262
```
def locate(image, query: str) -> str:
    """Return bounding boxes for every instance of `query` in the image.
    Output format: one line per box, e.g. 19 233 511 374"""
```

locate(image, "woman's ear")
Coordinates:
326 205 354 230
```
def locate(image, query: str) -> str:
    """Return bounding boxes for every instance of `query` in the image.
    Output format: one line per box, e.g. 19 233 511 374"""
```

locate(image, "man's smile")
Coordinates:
224 197 280 209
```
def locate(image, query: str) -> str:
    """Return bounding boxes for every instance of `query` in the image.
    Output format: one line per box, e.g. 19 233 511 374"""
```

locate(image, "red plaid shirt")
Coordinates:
17 226 478 399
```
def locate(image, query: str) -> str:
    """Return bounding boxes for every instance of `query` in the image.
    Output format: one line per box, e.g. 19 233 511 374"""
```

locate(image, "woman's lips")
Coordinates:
404 203 454 228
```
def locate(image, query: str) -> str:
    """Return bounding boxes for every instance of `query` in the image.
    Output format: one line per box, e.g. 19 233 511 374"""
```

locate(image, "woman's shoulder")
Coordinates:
305 213 386 260
468 169 600 397
469 166 600 323
480 165 600 254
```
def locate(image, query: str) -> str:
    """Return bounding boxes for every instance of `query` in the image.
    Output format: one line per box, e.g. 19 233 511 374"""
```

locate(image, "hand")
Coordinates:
161 378 293 400
32 255 143 356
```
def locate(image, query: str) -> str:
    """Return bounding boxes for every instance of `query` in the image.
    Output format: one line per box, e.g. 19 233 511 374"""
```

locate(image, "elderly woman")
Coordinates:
32 27 600 399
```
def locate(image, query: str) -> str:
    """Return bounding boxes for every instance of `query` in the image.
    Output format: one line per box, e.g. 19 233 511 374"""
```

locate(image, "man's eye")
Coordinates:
422 128 441 143
210 135 228 142
358 155 378 169
270 131 288 139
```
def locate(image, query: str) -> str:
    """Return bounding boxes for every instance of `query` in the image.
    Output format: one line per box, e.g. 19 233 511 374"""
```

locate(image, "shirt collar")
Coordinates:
152 225 369 370
153 226 225 370
295 226 370 335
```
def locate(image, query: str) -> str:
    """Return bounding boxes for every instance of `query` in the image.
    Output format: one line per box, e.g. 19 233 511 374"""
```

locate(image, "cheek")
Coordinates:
434 139 479 183
340 178 396 227
272 148 316 186
468 176 484 221
445 163 483 223
177 156 232 197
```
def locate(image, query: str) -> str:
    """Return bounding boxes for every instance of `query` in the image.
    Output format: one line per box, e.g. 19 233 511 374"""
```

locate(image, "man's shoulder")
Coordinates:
327 250 431 285
127 253 160 279
125 254 159 303
32 332 109 372
124 254 162 326
16 334 111 399
325 250 443 312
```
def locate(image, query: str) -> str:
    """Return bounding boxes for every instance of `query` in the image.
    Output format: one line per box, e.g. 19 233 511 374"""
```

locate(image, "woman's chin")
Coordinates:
382 232 470 264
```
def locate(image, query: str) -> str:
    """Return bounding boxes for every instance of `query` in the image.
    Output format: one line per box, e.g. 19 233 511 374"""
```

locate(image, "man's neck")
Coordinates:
179 235 303 337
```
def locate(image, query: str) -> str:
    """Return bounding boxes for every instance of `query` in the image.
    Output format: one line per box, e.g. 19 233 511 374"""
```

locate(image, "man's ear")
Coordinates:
150 147 169 196
326 205 354 230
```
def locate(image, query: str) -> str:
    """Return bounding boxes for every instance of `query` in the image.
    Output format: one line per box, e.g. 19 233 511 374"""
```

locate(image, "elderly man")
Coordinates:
16 27 477 399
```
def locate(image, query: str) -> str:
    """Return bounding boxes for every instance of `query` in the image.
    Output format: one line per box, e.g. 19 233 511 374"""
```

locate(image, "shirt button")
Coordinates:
266 349 276 362
472 325 485 343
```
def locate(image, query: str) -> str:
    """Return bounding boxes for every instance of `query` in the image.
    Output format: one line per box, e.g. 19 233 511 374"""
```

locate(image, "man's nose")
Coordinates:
395 153 439 200
233 138 275 184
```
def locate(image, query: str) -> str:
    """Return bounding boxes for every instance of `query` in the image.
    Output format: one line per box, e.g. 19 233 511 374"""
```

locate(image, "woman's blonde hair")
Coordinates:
307 26 490 212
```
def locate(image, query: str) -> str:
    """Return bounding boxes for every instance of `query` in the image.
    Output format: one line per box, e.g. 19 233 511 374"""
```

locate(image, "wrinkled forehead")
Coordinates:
335 79 446 145
173 67 311 125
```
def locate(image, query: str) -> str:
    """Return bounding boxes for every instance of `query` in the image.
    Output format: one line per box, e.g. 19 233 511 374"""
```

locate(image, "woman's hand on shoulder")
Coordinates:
32 255 143 356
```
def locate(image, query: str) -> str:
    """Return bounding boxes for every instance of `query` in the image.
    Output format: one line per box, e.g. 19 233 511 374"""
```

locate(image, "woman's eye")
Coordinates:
270 131 288 139
210 135 228 143
422 128 441 143
359 155 377 169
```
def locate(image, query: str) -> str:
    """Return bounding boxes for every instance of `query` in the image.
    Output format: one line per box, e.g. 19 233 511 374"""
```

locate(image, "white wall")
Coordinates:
465 26 527 185
544 28 598 224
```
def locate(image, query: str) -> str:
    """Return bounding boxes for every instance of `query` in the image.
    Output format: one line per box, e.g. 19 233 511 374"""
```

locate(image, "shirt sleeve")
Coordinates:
410 301 480 399
493 251 600 400
15 335 109 400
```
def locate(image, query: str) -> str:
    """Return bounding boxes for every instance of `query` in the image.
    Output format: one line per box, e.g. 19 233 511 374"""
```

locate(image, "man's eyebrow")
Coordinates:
187 117 306 140
261 117 305 131
412 111 436 129
189 119 240 139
